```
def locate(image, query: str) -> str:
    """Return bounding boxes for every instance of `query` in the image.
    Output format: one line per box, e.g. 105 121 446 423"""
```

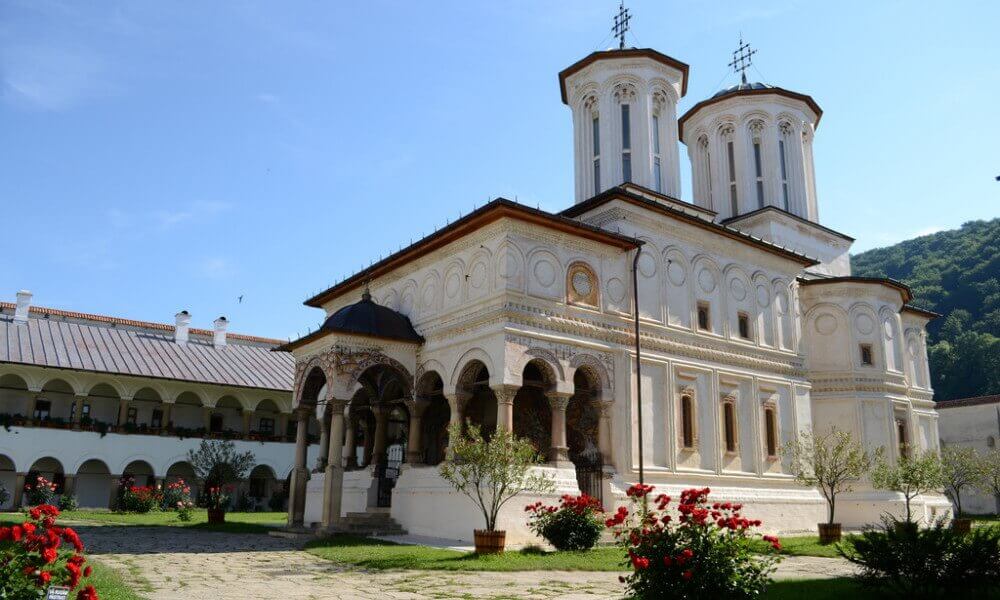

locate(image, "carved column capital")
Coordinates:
546 391 573 412
491 384 520 406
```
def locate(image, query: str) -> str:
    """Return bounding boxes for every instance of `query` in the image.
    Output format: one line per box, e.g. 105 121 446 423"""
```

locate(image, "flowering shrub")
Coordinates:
118 485 161 514
606 484 781 599
0 504 99 599
204 485 234 511
57 494 79 512
23 475 58 506
161 479 195 520
526 494 605 551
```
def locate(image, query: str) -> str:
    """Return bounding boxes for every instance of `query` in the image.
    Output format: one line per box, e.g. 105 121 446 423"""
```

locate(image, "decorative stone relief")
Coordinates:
567 262 599 308
607 277 627 304
756 285 770 308
667 261 686 286
698 269 718 293
814 314 838 335
504 334 615 392
855 314 875 335
730 278 748 302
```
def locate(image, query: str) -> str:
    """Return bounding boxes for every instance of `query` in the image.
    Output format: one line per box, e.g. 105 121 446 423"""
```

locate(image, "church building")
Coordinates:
283 33 949 541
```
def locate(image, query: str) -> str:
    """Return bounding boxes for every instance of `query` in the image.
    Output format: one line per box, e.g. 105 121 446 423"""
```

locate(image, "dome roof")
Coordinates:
710 81 773 99
321 289 423 343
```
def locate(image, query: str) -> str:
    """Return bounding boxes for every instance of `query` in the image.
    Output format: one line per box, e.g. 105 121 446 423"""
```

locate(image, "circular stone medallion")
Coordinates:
533 259 556 287
730 278 747 301
607 278 626 303
855 314 875 335
698 269 717 293
667 261 686 286
756 285 770 307
815 314 838 335
572 271 593 297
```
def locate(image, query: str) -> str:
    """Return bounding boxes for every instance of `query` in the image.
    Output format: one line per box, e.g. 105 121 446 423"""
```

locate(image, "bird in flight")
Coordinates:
237 295 244 304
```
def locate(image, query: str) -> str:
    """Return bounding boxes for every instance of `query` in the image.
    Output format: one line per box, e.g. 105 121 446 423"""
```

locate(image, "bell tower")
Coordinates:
558 6 688 203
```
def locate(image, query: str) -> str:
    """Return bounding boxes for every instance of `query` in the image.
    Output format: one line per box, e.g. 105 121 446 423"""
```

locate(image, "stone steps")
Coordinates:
337 511 408 536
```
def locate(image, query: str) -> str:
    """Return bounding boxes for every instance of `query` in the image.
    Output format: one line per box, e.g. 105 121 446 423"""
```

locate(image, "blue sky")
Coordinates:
2 1 997 340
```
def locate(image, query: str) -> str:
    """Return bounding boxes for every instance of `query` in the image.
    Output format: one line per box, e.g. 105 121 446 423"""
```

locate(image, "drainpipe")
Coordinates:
632 242 645 487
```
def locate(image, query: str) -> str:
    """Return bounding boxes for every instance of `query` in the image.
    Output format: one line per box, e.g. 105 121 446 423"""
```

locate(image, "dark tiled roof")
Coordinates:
0 311 293 392
936 395 1000 409
322 290 423 344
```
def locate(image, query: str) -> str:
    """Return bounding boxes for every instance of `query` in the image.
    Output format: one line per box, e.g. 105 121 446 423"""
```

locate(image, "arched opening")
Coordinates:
246 464 278 511
416 371 449 466
166 461 199 500
129 387 162 433
350 364 412 508
122 460 155 487
212 396 243 436
172 391 204 432
298 367 325 442
37 379 74 426
457 361 496 437
0 374 31 422
85 383 122 430
27 457 65 498
568 369 603 502
0 454 16 509
76 459 112 509
254 399 281 439
347 390 375 469
513 360 554 458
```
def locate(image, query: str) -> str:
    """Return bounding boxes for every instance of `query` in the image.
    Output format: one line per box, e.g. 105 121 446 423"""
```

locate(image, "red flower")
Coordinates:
78 585 99 600
682 569 693 580
37 570 52 586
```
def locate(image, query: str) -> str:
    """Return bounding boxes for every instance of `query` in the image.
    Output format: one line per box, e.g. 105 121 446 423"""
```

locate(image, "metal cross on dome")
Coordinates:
613 1 631 50
728 36 757 84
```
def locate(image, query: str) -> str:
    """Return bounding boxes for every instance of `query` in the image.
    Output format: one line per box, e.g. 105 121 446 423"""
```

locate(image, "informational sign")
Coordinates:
46 587 70 600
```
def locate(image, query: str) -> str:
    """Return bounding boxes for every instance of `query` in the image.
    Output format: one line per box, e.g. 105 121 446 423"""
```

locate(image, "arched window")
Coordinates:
763 404 778 458
584 95 600 193
778 122 793 211
678 390 696 450
722 396 738 454
698 135 712 209
749 120 765 209
720 124 738 216
621 104 632 182
652 93 666 193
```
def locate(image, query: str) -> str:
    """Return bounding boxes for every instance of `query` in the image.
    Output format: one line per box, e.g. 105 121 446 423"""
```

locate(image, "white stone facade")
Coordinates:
938 397 1000 514
286 44 948 544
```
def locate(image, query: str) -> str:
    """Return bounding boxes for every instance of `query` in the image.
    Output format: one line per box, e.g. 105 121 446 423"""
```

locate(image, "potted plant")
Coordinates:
940 446 984 533
439 423 554 554
783 429 880 543
872 451 946 530
187 439 255 525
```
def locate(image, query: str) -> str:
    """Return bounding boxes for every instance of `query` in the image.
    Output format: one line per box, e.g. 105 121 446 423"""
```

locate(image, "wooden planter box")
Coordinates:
473 530 506 554
817 523 842 544
207 509 226 524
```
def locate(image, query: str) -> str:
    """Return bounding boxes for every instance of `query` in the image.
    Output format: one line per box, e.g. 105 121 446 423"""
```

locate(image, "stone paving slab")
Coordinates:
79 525 855 600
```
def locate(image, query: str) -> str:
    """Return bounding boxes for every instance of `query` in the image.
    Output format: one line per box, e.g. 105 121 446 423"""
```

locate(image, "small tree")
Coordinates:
940 446 984 516
439 422 554 532
783 428 880 525
977 448 1000 513
187 440 255 511
872 451 946 523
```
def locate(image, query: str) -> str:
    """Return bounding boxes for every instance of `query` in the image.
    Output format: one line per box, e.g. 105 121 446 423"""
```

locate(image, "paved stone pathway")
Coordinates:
76 525 855 600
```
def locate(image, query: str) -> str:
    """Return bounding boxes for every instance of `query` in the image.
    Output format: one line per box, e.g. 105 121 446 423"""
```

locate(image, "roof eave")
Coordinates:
678 87 823 140
558 48 690 104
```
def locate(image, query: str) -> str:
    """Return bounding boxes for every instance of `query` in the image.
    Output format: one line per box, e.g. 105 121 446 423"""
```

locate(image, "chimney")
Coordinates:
213 316 228 348
13 290 32 323
175 311 191 345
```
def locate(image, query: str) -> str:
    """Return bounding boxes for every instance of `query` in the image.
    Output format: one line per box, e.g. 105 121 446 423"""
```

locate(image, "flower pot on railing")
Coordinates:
817 523 842 544
473 529 506 554
952 518 972 534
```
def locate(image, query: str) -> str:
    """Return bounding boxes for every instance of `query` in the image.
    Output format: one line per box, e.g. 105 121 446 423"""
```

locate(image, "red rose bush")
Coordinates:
607 484 781 599
0 504 99 599
525 494 605 551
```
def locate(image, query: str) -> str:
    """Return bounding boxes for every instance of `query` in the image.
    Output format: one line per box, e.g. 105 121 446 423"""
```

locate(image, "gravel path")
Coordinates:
76 525 855 600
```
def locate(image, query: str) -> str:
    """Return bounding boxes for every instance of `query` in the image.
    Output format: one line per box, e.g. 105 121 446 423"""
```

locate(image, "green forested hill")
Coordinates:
852 218 1000 400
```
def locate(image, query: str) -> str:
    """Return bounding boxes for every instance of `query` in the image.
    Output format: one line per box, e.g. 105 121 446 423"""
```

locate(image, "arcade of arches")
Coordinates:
286 356 611 529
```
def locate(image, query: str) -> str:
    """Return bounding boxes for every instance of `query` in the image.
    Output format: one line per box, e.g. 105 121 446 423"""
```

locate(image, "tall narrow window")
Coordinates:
896 419 908 458
592 115 601 192
753 139 765 208
738 312 751 340
860 343 874 366
652 114 662 192
151 409 163 429
697 302 711 331
681 395 695 449
723 401 738 453
726 139 738 215
764 406 777 458
778 139 790 210
621 104 632 182
126 406 138 425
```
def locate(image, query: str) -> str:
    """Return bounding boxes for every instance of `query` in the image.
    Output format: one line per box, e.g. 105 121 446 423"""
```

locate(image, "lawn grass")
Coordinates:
86 560 147 600
1 509 285 534
749 534 845 558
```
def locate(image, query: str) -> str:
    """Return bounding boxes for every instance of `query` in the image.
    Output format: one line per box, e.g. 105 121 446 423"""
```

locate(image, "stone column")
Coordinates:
371 405 389 467
315 410 331 472
322 399 348 529
287 407 311 528
492 385 519 434
62 474 77 497
202 406 213 432
342 413 356 469
547 392 572 466
117 398 131 427
242 411 252 436
72 395 86 429
13 473 25 508
598 400 614 467
406 399 430 464
278 412 289 442
445 392 470 459
160 403 173 435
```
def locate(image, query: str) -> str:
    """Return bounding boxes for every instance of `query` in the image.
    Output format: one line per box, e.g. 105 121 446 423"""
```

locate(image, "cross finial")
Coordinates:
612 1 631 50
728 35 757 84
